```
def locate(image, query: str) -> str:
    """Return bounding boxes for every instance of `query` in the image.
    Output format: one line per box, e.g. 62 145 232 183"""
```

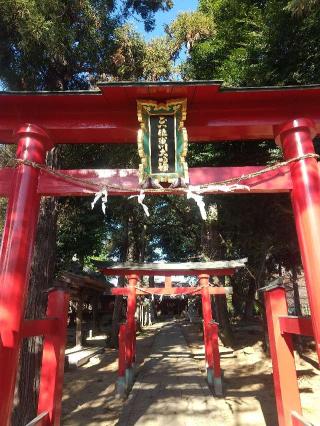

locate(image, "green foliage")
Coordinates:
56 143 141 268
121 0 173 32
0 1 177 276
0 0 174 90
0 0 115 89
146 196 203 261
143 37 174 81
56 197 105 269
166 11 216 56
180 0 320 86
286 0 320 15
105 27 175 82
109 24 145 80
257 1 320 85
175 0 265 84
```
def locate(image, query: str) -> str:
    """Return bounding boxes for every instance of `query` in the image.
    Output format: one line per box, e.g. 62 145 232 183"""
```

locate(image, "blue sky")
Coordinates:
131 0 199 40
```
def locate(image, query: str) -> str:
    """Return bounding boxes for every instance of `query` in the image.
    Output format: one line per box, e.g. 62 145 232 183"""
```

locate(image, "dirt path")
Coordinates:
61 320 320 425
62 322 164 425
181 321 320 425
117 322 231 426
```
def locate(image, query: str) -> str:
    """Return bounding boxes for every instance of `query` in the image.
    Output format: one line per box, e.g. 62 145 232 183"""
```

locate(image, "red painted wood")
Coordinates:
264 286 302 426
133 320 137 365
0 168 14 197
199 275 222 382
279 316 313 337
210 322 221 378
21 318 58 338
118 324 126 377
125 275 137 369
111 286 232 296
37 165 292 196
200 275 214 370
102 268 235 276
276 118 320 363
0 125 52 426
0 189 14 274
37 290 69 426
2 83 320 144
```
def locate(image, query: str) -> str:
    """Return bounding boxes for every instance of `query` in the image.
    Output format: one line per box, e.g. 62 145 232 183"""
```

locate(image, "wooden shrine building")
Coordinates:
57 271 114 347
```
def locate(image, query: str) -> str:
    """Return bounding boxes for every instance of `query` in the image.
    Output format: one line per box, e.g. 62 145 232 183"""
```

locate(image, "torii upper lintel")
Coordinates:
1 80 320 144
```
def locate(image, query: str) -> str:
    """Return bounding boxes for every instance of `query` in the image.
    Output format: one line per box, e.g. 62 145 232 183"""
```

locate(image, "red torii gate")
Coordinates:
98 260 247 397
0 81 320 425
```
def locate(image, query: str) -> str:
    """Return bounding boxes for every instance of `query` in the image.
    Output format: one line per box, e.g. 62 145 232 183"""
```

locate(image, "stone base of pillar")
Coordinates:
125 366 135 391
206 367 214 386
115 376 126 398
213 377 223 397
206 368 223 396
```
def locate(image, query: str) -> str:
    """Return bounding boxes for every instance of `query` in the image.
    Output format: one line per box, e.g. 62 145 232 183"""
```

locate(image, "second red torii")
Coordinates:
98 260 247 397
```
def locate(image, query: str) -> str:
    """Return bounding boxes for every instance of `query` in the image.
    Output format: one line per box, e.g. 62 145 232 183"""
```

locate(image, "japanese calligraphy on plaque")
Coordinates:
137 99 188 186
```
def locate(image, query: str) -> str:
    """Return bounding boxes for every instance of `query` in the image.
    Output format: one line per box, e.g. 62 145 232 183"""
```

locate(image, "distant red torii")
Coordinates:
97 260 247 397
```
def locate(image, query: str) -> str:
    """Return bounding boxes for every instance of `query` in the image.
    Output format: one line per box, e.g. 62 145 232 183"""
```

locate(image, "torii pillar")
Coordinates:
275 118 320 363
125 274 138 388
0 125 53 424
199 274 222 395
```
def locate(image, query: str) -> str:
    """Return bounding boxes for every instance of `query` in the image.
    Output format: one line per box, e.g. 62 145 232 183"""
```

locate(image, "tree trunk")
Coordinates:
243 248 270 319
148 276 156 321
244 277 256 319
92 293 100 335
215 278 234 346
111 277 126 348
292 265 302 317
12 149 58 425
259 292 269 355
291 264 303 354
111 213 130 348
111 209 146 346
75 291 84 347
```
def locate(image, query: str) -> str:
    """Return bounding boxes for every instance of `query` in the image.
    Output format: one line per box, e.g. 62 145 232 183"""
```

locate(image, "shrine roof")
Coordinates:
1 80 320 144
56 271 113 293
97 258 247 276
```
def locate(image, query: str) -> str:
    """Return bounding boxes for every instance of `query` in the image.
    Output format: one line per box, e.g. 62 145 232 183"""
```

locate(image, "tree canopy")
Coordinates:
0 0 173 89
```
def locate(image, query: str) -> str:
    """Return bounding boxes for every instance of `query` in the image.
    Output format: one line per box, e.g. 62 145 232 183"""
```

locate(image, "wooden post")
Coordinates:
262 281 302 426
133 320 137 364
37 289 70 426
125 274 138 389
116 323 127 397
75 290 83 347
92 293 99 336
211 322 221 381
0 125 52 425
200 276 213 367
199 274 222 395
276 118 320 363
